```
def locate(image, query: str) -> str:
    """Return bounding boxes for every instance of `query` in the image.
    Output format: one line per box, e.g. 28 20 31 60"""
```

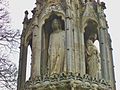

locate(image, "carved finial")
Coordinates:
25 10 29 15
31 8 36 15
101 2 106 9
23 10 29 24
59 73 67 80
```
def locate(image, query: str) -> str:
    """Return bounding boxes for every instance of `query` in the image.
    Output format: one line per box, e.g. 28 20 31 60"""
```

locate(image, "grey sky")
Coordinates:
9 0 120 90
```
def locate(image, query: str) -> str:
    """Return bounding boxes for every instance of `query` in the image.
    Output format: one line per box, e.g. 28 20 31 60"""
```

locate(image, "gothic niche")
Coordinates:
84 20 101 79
41 14 65 77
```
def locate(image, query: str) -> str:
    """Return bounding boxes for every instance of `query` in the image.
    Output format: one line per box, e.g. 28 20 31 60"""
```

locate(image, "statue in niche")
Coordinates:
48 19 65 75
85 33 100 78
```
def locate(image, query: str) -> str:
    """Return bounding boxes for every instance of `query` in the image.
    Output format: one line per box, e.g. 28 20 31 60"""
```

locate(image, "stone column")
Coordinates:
73 27 80 73
40 29 48 76
65 7 74 73
31 16 41 79
98 27 109 81
17 11 29 90
17 38 28 90
79 31 86 76
107 34 116 90
78 7 86 76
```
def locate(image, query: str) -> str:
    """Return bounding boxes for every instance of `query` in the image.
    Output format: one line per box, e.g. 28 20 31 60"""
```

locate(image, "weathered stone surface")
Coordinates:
17 0 116 90
48 19 66 75
85 33 100 78
24 74 111 90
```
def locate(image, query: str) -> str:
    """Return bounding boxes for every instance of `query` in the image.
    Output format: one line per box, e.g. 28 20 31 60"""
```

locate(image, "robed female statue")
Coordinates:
86 33 100 78
48 19 66 75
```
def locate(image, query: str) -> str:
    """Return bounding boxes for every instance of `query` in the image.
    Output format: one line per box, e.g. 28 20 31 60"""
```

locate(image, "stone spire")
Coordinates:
23 10 29 24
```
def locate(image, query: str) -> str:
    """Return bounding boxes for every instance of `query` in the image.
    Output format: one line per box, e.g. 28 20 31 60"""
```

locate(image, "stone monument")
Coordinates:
17 0 116 90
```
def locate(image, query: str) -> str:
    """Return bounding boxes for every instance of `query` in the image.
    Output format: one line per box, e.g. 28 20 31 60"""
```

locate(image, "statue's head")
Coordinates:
89 33 97 42
51 19 61 31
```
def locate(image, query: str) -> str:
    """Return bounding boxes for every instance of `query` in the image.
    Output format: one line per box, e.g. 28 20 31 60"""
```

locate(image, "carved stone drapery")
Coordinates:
48 19 66 75
85 33 100 78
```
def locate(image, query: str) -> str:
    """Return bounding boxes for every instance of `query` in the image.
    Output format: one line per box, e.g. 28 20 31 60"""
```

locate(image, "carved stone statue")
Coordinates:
48 19 65 75
86 33 100 78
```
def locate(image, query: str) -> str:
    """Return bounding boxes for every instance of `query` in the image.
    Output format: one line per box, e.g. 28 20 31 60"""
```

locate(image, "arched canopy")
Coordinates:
39 3 65 27
82 18 98 32
42 12 65 34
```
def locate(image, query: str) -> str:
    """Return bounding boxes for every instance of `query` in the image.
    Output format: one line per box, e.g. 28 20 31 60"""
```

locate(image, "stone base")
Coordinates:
25 80 111 90
25 74 112 90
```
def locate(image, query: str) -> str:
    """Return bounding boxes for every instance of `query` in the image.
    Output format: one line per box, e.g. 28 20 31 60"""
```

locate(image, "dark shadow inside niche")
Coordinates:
84 19 98 43
44 13 65 34
41 13 65 77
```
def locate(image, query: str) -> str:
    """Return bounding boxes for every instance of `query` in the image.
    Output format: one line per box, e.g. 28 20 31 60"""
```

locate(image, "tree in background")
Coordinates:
0 0 20 89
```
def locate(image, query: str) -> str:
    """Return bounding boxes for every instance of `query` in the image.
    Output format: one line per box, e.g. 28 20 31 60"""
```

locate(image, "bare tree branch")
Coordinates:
0 0 20 90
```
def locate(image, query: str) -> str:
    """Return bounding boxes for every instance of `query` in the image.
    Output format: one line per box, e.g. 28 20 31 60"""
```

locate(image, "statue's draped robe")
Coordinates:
48 30 65 75
86 39 100 78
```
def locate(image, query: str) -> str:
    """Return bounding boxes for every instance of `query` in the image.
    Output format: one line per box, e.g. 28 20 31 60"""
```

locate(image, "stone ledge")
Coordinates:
25 73 112 90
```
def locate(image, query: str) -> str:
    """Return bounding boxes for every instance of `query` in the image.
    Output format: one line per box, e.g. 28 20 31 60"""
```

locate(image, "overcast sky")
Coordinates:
9 0 120 90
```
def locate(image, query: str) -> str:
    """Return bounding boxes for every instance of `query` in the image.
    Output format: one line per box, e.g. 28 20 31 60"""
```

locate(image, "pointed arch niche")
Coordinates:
41 13 65 76
84 19 101 78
